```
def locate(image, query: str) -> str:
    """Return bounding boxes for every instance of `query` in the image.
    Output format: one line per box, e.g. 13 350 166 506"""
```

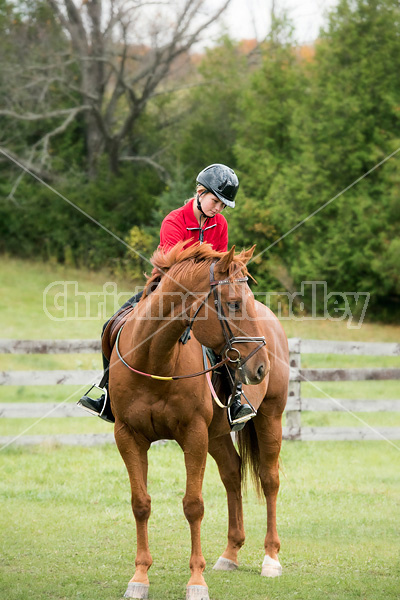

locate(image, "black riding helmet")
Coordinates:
196 164 239 209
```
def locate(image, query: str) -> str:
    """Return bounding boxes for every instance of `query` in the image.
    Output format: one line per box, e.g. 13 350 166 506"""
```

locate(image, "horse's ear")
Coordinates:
242 244 256 264
217 246 236 273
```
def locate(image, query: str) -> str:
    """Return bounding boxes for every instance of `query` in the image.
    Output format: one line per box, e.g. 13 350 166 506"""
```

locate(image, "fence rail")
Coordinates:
1 338 399 445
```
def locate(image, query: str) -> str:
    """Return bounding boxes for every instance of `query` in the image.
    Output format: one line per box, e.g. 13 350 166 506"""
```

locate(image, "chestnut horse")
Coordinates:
109 243 289 600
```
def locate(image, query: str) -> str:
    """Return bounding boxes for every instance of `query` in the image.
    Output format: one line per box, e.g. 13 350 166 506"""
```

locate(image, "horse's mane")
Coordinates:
141 241 251 299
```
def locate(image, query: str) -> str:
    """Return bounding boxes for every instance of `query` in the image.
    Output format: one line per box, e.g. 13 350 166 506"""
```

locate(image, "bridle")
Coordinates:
181 261 266 370
115 260 266 382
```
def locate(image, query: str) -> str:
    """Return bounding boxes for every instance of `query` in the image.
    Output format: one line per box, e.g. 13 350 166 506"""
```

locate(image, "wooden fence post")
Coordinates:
286 338 302 440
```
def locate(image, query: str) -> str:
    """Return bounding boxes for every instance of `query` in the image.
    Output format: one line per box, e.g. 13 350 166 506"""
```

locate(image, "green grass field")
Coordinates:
0 256 400 599
1 440 399 600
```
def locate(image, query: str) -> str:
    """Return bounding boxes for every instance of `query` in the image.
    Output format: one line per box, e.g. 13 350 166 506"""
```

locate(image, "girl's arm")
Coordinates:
159 216 187 251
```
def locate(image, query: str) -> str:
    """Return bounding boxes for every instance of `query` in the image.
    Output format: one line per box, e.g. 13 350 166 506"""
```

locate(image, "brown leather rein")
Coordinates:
115 260 266 382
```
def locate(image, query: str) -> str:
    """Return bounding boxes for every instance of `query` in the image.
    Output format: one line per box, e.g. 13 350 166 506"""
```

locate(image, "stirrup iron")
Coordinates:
77 383 108 416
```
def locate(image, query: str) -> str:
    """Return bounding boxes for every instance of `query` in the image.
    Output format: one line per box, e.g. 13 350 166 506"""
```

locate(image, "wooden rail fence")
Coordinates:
1 338 399 446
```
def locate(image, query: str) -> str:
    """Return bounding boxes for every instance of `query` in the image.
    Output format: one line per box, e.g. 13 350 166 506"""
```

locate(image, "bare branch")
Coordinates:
47 0 88 54
90 105 112 144
0 147 54 185
0 103 88 199
0 107 91 121
104 23 131 128
26 56 76 72
120 154 170 181
127 0 231 93
175 0 232 53
33 108 84 166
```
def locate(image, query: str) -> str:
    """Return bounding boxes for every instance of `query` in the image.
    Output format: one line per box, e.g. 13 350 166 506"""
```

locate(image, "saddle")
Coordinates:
101 278 160 362
102 304 136 362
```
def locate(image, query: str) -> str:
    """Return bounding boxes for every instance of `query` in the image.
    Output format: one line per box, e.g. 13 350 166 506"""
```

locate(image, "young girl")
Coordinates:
79 164 254 429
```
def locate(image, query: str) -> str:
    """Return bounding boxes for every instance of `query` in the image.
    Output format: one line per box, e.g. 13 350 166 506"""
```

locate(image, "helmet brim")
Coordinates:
213 190 235 208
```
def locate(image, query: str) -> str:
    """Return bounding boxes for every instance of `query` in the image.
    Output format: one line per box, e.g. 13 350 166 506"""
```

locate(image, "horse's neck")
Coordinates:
127 281 194 371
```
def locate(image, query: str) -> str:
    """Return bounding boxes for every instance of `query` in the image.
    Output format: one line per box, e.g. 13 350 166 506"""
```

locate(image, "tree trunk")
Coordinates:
107 138 121 176
83 112 102 177
83 0 105 177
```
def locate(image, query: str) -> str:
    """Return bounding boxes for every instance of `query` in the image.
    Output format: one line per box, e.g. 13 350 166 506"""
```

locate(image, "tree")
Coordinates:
172 37 250 173
232 2 400 319
0 1 79 184
286 0 400 317
0 0 232 178
230 17 307 291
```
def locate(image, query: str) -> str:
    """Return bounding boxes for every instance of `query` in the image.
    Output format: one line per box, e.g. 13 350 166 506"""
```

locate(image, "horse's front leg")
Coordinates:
178 420 210 600
114 420 152 599
208 434 245 570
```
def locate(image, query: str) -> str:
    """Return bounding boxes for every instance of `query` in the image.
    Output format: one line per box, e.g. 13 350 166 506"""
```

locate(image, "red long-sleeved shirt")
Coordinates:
159 199 228 252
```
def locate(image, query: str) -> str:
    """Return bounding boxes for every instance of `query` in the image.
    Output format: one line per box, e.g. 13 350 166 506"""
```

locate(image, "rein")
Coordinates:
115 259 266 383
115 327 231 381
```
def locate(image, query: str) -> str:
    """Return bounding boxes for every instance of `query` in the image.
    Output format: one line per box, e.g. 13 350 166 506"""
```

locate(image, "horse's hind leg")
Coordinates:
177 421 210 599
208 434 245 570
253 408 284 577
114 420 152 599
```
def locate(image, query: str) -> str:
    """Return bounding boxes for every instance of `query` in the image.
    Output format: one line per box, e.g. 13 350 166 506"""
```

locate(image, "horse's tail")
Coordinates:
237 420 263 499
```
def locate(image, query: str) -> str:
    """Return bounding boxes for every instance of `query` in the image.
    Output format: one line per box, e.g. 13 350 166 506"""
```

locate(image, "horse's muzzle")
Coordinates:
237 359 269 385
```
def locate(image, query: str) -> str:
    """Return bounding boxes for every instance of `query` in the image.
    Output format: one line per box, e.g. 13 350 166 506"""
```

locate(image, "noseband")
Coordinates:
116 260 266 381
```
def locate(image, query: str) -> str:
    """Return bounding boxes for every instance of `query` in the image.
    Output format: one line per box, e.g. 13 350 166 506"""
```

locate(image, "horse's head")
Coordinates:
144 242 269 385
190 245 269 385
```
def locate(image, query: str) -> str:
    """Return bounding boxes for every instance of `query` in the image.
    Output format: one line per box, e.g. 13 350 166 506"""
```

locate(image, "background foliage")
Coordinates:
1 0 399 320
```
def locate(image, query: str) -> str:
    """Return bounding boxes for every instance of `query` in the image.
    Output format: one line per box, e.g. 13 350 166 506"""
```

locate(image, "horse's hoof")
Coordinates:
186 585 210 600
213 556 238 571
261 555 282 577
124 582 150 599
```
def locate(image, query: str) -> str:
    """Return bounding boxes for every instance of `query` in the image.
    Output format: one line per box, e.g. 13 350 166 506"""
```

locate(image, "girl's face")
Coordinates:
199 192 226 217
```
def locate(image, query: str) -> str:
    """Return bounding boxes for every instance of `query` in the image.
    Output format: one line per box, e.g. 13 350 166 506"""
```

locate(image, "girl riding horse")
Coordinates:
79 163 254 429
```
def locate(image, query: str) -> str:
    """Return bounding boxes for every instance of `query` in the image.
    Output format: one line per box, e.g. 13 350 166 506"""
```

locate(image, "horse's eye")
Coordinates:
227 301 241 312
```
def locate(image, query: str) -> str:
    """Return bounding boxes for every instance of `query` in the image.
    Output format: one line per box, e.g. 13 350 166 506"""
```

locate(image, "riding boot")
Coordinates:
227 383 255 432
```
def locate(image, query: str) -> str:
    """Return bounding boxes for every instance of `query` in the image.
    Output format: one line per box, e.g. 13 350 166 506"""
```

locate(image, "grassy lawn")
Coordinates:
0 440 399 600
1 257 399 599
0 256 143 339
